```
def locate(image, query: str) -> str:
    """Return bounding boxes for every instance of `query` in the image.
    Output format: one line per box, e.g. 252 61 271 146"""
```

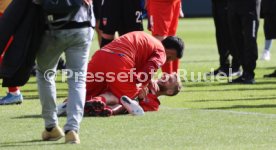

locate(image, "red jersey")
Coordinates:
101 31 166 72
139 93 160 111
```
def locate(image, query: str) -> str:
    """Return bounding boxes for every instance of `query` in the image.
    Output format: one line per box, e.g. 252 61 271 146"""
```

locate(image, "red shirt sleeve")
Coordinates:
139 94 160 111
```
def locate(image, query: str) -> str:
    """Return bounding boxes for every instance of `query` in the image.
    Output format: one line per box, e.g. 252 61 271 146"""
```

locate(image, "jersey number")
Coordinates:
135 11 142 23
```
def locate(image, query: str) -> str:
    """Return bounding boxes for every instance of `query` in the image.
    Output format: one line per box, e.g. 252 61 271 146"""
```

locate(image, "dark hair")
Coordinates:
162 36 184 58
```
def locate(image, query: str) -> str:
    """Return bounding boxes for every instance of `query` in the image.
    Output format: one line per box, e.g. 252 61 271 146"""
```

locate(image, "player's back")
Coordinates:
101 31 166 71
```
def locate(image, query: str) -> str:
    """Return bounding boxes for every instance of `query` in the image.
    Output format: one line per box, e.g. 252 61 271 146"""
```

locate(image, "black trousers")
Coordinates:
212 0 240 70
228 1 259 78
212 0 231 69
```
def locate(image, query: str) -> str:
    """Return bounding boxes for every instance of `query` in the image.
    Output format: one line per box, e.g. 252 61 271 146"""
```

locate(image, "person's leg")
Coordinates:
170 0 180 73
63 27 93 132
161 62 173 74
36 31 64 129
260 39 272 60
240 10 259 80
8 86 20 94
264 39 273 51
228 9 243 71
172 59 179 73
0 86 23 105
212 0 231 71
150 1 175 37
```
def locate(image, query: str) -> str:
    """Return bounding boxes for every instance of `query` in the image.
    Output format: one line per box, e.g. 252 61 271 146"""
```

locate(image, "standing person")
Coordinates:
228 0 260 84
35 0 95 144
99 0 143 47
147 0 181 74
262 0 276 77
206 0 241 77
0 0 23 105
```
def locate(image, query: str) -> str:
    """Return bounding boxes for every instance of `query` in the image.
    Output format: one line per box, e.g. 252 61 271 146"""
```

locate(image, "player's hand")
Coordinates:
138 87 149 100
84 0 92 5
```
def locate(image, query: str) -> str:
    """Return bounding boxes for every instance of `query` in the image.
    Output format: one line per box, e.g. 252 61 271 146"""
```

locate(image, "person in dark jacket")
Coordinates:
227 0 260 84
262 0 276 77
0 0 44 86
0 0 23 105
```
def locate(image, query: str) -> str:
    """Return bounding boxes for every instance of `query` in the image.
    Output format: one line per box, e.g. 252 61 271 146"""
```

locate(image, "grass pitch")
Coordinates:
0 18 276 150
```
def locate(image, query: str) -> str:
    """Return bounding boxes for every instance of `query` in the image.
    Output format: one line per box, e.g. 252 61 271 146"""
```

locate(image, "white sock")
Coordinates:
9 90 20 96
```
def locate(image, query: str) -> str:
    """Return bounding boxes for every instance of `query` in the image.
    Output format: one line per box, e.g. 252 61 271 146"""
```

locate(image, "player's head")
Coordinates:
157 73 182 96
162 36 184 62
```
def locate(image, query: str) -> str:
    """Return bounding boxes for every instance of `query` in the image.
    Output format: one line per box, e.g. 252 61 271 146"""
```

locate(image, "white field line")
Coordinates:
160 106 276 118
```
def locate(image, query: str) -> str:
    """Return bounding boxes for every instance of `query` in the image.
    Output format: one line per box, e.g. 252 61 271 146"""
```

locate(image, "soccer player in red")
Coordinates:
147 0 182 74
57 73 181 116
85 31 183 113
0 0 23 105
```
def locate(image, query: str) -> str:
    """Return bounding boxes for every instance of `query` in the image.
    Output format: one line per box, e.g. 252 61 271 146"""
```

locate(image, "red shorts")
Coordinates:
86 51 139 100
148 0 181 36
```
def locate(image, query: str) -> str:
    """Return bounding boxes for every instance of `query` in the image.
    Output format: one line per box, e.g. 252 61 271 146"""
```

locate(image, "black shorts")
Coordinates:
264 14 276 39
99 0 144 35
93 0 103 20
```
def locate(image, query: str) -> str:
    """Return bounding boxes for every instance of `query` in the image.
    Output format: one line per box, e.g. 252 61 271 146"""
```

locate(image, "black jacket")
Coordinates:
0 0 45 87
261 0 276 15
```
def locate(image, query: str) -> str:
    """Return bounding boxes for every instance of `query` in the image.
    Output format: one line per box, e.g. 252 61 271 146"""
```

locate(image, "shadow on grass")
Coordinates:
184 87 276 93
188 97 276 103
22 94 68 100
11 114 41 119
183 59 217 64
204 104 276 110
21 88 68 93
256 66 276 70
0 139 63 148
183 80 276 87
27 80 66 85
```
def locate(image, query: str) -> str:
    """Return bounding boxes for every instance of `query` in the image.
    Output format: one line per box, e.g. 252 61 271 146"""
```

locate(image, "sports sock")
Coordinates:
100 37 113 48
8 87 20 95
162 62 173 74
46 127 54 132
172 59 180 73
264 39 273 51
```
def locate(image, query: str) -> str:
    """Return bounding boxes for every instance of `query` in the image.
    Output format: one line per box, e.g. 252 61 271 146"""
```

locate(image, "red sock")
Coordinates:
172 59 180 73
8 86 20 93
162 61 173 74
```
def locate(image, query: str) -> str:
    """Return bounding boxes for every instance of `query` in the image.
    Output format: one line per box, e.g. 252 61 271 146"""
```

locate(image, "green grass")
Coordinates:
1 18 276 150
